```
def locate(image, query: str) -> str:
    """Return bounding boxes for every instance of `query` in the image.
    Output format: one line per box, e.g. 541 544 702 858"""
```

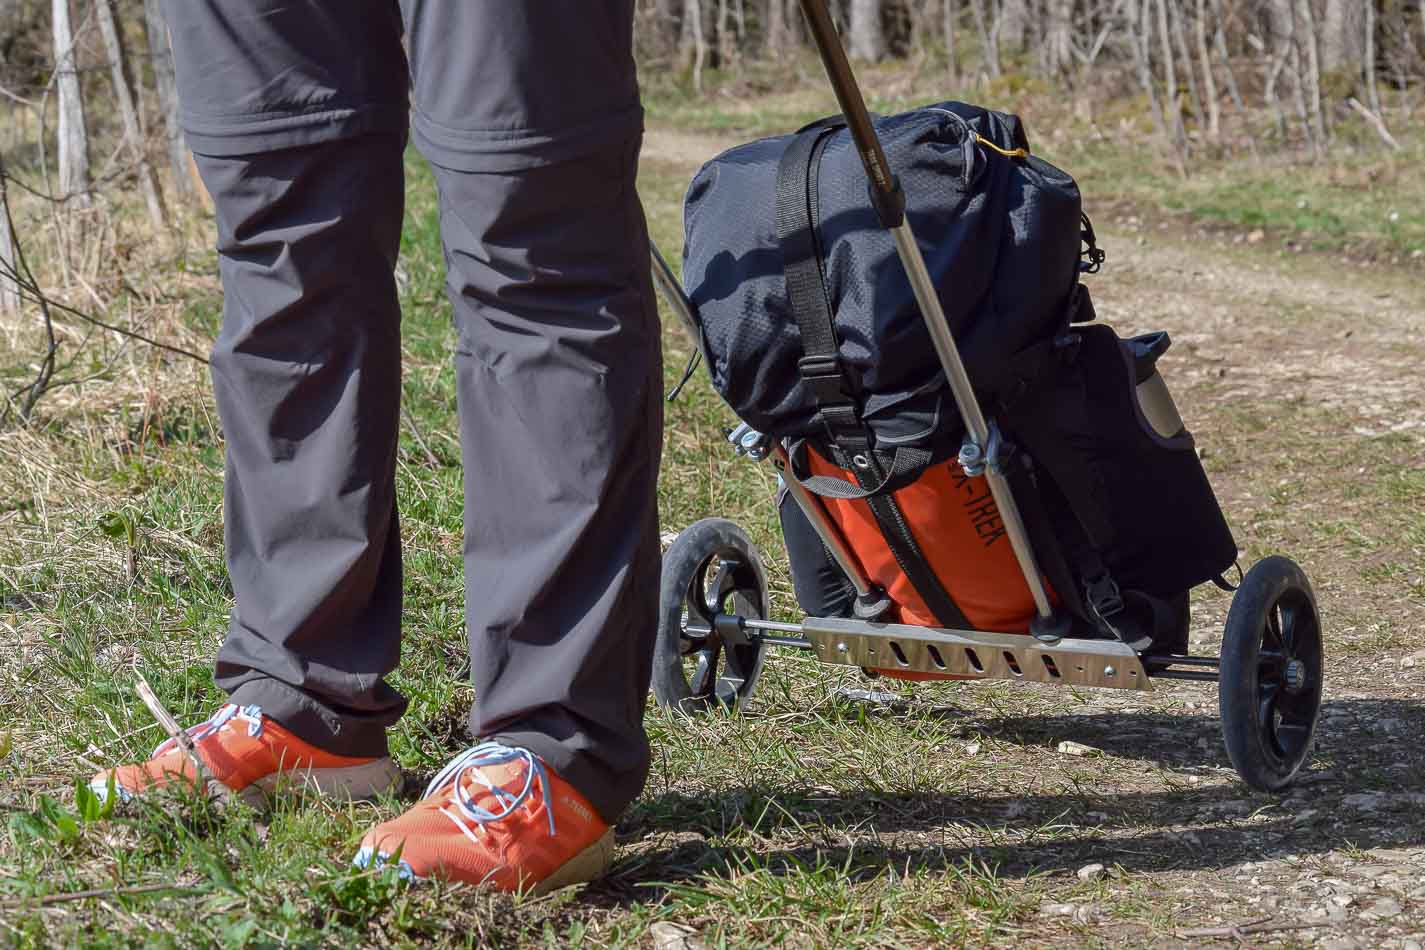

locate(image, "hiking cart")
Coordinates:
647 0 1323 793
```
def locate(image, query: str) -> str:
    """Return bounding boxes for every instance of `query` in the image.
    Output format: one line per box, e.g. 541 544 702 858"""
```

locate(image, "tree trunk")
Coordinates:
0 172 19 315
1044 0 1072 76
1194 0 1220 140
682 0 707 89
849 0 885 61
1209 0 1255 155
1294 0 1325 144
144 0 193 203
999 0 1029 52
765 0 788 55
53 0 90 205
968 0 1000 76
717 0 735 66
1319 0 1363 74
1133 0 1183 173
1281 8 1316 156
943 0 959 80
97 0 165 228
1170 0 1205 131
1364 0 1381 115
1155 0 1188 153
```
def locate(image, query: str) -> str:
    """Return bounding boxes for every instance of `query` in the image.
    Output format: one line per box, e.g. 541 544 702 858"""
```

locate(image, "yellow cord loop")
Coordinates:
974 133 1030 160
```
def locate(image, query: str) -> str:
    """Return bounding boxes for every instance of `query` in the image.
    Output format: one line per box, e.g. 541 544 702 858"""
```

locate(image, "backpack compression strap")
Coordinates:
774 124 970 631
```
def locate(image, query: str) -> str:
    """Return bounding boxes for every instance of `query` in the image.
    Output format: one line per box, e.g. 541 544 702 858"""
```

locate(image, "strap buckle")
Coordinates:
1085 571 1125 620
797 353 851 404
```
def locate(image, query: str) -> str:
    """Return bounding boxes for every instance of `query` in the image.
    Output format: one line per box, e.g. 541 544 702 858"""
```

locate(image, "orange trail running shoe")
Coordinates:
352 742 615 895
90 703 402 810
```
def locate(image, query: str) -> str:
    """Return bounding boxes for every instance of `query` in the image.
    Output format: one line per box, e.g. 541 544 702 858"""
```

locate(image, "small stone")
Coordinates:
1040 902 1077 917
964 742 982 756
651 922 707 950
1402 939 1422 950
1077 863 1107 881
1320 939 1359 950
1247 229 1266 244
1401 650 1425 668
1057 740 1100 757
1362 897 1402 920
1343 792 1383 811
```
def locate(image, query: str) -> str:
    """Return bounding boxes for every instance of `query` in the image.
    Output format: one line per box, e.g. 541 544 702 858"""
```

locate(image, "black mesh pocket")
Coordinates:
1007 324 1237 599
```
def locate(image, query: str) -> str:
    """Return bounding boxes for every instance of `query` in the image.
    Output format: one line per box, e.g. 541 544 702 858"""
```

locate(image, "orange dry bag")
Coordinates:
803 445 1054 680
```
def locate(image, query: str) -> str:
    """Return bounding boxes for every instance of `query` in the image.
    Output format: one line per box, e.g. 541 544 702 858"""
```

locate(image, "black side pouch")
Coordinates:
1007 324 1237 599
777 484 856 619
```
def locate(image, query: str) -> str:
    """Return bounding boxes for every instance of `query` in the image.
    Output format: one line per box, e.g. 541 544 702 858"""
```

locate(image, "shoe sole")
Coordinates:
235 757 404 809
530 827 616 896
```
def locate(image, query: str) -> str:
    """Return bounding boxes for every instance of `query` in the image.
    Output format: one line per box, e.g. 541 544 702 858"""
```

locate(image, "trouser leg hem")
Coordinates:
485 727 642 826
227 678 391 759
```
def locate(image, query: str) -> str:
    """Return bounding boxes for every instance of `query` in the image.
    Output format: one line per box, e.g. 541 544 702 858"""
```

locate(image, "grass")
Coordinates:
2 65 1424 946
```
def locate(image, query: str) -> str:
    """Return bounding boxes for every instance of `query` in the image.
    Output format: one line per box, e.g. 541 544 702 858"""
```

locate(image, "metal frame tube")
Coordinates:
797 0 1057 621
770 442 876 599
650 243 703 346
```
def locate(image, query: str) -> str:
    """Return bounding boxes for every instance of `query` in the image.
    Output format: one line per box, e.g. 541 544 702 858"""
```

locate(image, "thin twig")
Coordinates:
0 882 200 911
402 404 442 469
0 158 59 424
1176 917 1328 939
0 236 208 367
0 82 38 107
1345 97 1401 150
133 673 237 807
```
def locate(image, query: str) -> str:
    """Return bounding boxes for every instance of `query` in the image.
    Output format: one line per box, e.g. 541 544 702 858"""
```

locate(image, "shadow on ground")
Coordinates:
587 698 1425 905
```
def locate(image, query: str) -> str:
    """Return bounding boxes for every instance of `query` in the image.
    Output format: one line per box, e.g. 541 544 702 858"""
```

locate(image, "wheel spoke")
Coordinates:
690 642 722 697
1278 601 1304 655
1276 683 1318 723
1258 649 1288 673
714 673 746 707
685 564 716 628
1274 721 1311 754
705 559 742 615
1264 605 1285 651
1257 681 1280 733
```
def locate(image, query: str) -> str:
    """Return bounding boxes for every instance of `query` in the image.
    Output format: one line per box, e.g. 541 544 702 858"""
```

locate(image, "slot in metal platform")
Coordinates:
783 616 1153 691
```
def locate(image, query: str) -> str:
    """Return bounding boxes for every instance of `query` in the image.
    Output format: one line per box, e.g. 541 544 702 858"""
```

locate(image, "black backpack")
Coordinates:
682 100 1091 450
681 99 1236 640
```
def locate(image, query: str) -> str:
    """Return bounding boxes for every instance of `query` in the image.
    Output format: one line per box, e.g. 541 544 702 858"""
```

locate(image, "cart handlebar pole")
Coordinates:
793 0 1060 625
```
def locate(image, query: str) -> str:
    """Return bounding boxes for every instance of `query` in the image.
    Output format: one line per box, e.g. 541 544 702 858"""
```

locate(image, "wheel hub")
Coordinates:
1283 658 1308 694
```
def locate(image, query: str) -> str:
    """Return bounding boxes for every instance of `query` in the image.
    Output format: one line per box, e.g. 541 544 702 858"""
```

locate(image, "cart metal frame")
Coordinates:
645 0 1323 793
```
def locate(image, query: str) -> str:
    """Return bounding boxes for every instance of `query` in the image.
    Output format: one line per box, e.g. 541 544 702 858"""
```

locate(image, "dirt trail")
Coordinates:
643 123 1425 946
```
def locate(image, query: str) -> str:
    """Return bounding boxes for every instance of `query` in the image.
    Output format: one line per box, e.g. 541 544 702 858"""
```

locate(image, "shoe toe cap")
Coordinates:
88 773 135 807
351 844 418 881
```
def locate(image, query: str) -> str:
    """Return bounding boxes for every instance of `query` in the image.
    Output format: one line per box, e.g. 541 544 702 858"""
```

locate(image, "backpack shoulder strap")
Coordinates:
774 124 866 451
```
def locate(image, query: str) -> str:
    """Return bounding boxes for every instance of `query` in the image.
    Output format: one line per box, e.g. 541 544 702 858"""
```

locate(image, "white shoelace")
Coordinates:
150 703 263 758
427 742 557 847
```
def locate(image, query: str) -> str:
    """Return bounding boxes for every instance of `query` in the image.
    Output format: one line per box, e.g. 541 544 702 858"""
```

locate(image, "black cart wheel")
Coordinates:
1218 556 1324 791
652 518 769 713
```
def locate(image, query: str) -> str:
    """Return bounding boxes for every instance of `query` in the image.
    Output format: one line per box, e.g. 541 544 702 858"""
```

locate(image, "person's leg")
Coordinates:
406 0 662 825
202 138 409 757
95 2 411 804
434 142 664 824
354 0 662 888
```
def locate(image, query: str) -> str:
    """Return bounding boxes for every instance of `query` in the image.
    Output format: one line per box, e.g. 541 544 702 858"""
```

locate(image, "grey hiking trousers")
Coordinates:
163 0 663 822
